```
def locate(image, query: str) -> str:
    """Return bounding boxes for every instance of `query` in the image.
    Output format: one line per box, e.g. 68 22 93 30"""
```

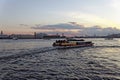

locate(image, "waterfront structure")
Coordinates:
36 33 48 39
10 34 34 39
34 32 37 39
0 31 9 39
1 31 3 35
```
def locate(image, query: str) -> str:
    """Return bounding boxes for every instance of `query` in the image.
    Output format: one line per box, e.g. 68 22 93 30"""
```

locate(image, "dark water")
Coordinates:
0 38 120 80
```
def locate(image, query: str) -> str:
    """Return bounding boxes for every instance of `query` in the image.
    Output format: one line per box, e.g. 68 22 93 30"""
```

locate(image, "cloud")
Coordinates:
19 24 29 27
31 22 120 36
110 0 120 10
59 11 120 27
31 22 84 30
79 26 120 36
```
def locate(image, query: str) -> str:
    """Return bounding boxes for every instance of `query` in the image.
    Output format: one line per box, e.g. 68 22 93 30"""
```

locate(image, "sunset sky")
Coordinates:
0 0 120 35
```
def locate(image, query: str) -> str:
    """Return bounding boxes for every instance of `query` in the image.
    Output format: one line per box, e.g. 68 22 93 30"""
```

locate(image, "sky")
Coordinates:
0 0 120 35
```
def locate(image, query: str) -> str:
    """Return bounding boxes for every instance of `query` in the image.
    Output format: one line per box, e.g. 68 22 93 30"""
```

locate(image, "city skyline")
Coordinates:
0 0 120 35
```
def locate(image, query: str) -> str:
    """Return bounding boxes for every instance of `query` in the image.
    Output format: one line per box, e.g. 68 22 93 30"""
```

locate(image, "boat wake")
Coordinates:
0 47 56 60
0 45 120 60
0 46 120 79
93 46 120 48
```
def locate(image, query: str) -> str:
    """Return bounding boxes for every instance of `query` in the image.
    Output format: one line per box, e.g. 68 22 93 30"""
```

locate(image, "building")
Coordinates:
0 35 9 39
10 34 34 39
36 33 48 39
43 35 60 39
0 31 9 39
1 31 3 35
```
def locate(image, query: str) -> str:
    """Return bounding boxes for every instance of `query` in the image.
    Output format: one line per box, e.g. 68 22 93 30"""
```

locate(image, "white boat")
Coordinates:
12 37 18 40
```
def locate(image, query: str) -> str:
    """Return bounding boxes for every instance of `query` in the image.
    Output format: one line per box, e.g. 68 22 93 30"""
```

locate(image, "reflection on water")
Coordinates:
90 47 120 67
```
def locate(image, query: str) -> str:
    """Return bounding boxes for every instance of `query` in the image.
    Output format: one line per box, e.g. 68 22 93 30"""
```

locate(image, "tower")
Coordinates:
56 33 59 36
62 33 64 37
1 31 3 35
34 32 37 39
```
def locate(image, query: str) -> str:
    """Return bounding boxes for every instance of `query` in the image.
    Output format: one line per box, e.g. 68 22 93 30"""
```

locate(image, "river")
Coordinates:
0 38 120 80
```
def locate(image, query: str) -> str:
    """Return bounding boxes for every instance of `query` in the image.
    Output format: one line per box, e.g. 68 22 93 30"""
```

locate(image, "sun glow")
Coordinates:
67 12 120 28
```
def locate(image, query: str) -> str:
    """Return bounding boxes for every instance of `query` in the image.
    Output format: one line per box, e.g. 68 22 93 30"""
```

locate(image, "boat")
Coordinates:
12 37 18 40
53 39 94 48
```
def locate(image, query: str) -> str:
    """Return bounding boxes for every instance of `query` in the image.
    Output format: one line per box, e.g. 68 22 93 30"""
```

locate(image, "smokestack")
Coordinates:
1 31 3 35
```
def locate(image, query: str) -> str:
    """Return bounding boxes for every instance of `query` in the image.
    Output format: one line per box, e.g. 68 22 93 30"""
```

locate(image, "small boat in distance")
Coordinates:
12 37 18 40
53 39 94 48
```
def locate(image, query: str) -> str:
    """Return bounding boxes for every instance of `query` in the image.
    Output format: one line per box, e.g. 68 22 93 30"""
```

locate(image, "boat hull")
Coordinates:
53 43 94 49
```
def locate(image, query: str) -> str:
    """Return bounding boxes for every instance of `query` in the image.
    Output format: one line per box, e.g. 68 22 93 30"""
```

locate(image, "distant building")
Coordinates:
107 33 120 38
0 35 9 39
34 32 65 39
10 34 34 39
43 34 60 39
36 33 48 39
0 31 9 39
61 33 66 38
1 31 3 35
34 32 37 39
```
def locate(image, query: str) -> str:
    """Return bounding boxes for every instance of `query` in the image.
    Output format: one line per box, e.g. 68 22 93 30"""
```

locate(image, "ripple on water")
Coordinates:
0 46 120 79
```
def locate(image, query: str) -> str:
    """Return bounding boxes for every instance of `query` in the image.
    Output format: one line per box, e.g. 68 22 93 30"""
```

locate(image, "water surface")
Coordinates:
0 38 120 80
